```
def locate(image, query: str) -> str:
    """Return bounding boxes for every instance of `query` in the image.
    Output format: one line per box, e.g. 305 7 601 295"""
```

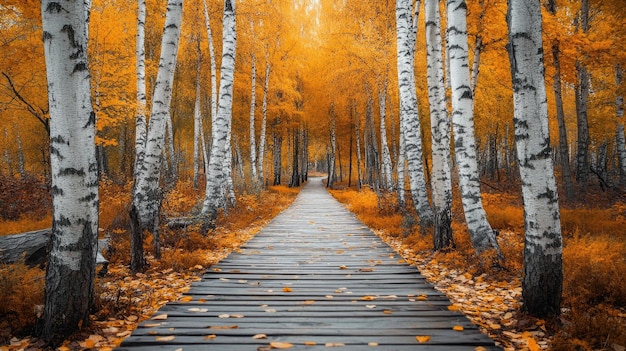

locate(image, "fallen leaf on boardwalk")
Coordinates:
383 310 393 314
359 295 376 301
416 294 428 301
325 342 345 347
252 334 267 339
231 314 245 318
359 268 374 272
303 300 316 305
269 341 293 349
368 342 379 346
415 336 431 343
339 265 348 270
180 296 193 302
325 295 334 299
475 347 488 351
264 309 277 313
365 305 376 309
219 278 230 281
282 287 293 292
218 314 230 318
174 348 183 351
188 308 208 312
143 323 161 327
152 314 168 320
304 341 317 346
208 325 238 329
155 335 175 341
204 334 217 339
381 295 397 299
453 325 464 331
447 305 461 311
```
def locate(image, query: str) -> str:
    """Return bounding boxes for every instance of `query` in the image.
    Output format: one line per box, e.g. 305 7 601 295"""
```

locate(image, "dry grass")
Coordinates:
330 184 626 350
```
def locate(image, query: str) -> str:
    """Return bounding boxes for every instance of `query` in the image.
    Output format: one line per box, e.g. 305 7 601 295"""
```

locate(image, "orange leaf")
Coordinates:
304 341 317 346
155 335 175 341
282 287 293 292
269 341 293 349
453 325 464 331
152 314 168 320
416 336 431 343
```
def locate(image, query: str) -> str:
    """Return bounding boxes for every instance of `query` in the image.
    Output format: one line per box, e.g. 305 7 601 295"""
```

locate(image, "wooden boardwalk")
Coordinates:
116 178 501 350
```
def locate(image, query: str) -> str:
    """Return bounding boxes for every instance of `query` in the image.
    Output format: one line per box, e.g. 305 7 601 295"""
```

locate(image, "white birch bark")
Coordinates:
426 0 453 249
616 64 626 186
447 0 499 253
249 53 258 179
193 53 202 188
133 0 183 230
507 0 562 317
354 104 363 189
379 80 394 191
396 0 433 225
258 57 270 183
134 0 147 179
202 0 237 223
40 0 99 339
203 0 218 132
397 126 406 207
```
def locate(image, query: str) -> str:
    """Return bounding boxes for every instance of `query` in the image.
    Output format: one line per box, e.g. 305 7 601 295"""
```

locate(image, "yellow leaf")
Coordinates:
304 341 317 346
383 310 393 314
416 336 431 343
453 325 464 331
155 335 175 341
325 342 345 347
447 305 461 311
57 347 71 351
416 295 428 301
360 295 376 301
204 334 217 339
303 300 316 305
282 287 293 292
368 342 379 346
180 296 193 302
152 314 168 320
527 337 541 351
83 339 95 348
269 341 293 349
475 347 488 351
339 265 348 270
252 334 267 339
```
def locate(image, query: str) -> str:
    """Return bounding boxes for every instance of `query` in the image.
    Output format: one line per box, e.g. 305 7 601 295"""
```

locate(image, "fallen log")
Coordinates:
0 228 109 274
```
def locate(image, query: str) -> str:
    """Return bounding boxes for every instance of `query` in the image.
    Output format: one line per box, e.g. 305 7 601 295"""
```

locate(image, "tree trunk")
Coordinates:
129 205 145 273
202 0 237 225
507 0 563 317
290 129 300 187
447 0 500 254
328 104 337 188
203 0 218 128
258 57 270 184
354 102 363 189
38 0 99 341
193 45 202 188
249 53 258 179
273 132 282 185
615 64 626 187
133 0 183 232
379 80 394 191
426 0 453 250
575 0 590 183
396 0 433 226
134 0 147 181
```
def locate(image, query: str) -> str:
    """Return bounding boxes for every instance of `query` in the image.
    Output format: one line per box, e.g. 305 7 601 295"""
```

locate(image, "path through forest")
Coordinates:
115 178 500 350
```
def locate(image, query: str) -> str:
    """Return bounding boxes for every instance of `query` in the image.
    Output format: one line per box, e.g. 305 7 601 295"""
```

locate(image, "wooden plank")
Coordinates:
115 178 501 350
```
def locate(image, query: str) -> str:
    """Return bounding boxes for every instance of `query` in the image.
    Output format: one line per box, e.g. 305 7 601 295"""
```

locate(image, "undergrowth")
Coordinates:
330 184 626 350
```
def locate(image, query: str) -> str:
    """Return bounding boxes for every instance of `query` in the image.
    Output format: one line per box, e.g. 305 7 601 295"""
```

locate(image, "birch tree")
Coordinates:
203 0 218 130
193 42 203 188
378 80 394 191
426 0 453 250
258 56 270 183
447 0 500 254
38 0 99 340
396 0 433 226
133 0 147 179
132 0 183 232
249 53 258 180
202 0 237 225
507 0 563 317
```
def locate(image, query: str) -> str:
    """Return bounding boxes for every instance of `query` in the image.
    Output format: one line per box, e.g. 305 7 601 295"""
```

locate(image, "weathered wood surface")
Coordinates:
116 178 501 350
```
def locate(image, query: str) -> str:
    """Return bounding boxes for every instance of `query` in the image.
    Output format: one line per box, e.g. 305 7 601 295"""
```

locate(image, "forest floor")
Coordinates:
1 175 625 351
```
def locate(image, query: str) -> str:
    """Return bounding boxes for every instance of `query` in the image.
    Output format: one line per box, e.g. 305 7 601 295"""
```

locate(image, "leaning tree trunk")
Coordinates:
447 0 500 254
38 0 99 341
426 0 453 250
615 64 626 187
132 0 183 232
202 0 237 224
249 53 258 180
396 0 433 226
328 104 337 188
507 0 563 317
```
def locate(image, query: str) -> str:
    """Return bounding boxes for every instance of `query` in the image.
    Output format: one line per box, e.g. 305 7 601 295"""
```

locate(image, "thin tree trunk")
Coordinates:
38 0 99 341
132 0 183 231
202 0 237 225
249 53 258 179
575 0 590 183
615 64 625 187
354 102 363 189
258 57 270 183
507 0 563 317
134 0 147 181
193 42 202 188
379 80 394 191
328 104 337 188
273 132 282 185
396 0 433 226
447 0 500 254
290 129 300 187
426 0 453 250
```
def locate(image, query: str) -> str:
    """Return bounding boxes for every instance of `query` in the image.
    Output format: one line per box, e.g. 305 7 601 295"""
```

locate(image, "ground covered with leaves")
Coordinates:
330 183 626 351
0 179 299 351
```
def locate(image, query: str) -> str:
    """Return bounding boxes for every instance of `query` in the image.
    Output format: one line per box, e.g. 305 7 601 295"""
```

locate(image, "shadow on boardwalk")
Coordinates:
116 177 501 350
